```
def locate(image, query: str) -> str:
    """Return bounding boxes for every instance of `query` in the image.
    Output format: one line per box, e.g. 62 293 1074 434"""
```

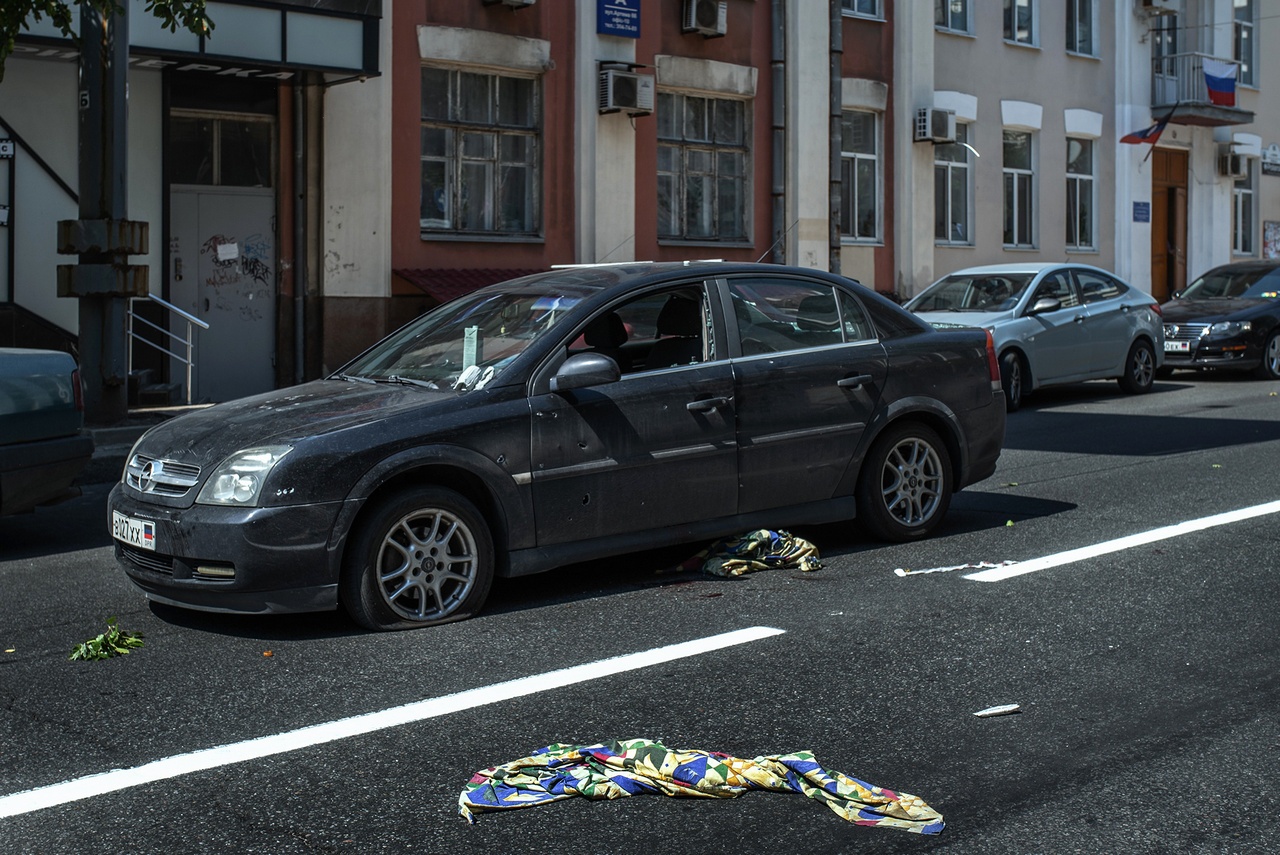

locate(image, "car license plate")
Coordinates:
112 511 156 551
1164 340 1191 353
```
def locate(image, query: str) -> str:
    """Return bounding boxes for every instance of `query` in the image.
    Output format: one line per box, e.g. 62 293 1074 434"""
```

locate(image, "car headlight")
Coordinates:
1207 320 1251 337
196 446 293 507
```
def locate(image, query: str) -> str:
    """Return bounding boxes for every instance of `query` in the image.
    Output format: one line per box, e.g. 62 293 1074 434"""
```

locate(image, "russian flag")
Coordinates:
1202 58 1238 107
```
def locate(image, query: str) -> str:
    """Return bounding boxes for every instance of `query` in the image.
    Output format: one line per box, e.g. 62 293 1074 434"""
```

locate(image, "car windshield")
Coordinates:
908 273 1035 312
339 291 582 391
1182 268 1280 300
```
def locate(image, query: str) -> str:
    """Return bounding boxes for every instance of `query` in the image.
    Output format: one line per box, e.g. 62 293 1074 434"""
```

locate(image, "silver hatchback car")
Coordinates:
906 263 1164 411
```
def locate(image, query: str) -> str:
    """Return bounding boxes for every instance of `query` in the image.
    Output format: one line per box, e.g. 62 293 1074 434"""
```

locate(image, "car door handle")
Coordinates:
837 374 874 389
1074 314 1086 323
686 396 732 412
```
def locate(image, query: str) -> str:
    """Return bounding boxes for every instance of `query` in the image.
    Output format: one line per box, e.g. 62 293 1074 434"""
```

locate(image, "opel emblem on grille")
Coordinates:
139 461 160 493
1167 324 1179 337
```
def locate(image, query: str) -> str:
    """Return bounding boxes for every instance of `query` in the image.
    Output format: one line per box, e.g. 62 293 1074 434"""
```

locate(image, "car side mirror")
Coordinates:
550 352 621 392
1026 296 1062 316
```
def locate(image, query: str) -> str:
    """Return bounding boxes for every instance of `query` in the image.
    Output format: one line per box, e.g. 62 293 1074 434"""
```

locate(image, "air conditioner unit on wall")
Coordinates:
915 107 957 144
599 68 655 116
1139 0 1180 15
482 0 536 8
684 0 728 38
1219 152 1249 180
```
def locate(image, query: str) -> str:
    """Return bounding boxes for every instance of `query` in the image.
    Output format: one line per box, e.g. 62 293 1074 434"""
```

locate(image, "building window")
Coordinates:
935 0 970 33
419 67 540 235
1003 0 1036 46
839 110 879 241
1065 138 1094 250
1003 130 1034 247
934 123 971 245
170 113 275 187
1066 0 1093 55
657 92 750 242
1234 0 1256 87
841 0 882 18
1233 163 1255 255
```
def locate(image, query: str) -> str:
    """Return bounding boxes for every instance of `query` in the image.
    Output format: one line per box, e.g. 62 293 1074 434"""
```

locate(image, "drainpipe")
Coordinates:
293 84 306 384
771 0 786 264
829 0 843 274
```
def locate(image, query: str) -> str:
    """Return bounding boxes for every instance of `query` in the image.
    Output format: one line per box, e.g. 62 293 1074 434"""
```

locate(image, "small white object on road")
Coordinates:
973 704 1021 717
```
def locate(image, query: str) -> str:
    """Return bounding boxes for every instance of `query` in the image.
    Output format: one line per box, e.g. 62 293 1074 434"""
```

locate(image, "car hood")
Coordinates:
914 310 1008 329
1159 298 1272 324
133 379 467 468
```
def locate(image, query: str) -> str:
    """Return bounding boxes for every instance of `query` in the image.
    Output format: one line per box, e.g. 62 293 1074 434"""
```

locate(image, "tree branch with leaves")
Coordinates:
0 1 212 83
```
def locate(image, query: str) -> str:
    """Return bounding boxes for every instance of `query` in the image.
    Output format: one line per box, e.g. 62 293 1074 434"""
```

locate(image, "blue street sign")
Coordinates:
599 0 641 38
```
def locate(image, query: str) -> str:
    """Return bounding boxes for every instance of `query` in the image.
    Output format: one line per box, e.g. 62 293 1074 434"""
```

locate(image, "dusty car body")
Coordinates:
0 347 94 515
906 263 1164 411
1159 260 1280 379
108 262 1005 630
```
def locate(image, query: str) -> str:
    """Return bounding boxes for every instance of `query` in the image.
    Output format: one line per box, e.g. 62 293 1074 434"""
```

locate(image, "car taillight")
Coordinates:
72 368 85 412
1149 302 1163 317
984 330 1000 382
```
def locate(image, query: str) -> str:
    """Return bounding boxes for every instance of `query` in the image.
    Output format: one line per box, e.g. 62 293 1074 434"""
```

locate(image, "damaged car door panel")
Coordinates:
108 262 1006 630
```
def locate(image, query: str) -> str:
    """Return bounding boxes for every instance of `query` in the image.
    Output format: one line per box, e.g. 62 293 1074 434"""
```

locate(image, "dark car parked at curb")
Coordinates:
1159 260 1280 379
1 347 94 515
108 262 1005 630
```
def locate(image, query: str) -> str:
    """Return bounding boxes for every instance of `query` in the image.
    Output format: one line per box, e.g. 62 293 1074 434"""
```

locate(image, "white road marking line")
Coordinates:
963 499 1280 582
0 626 785 819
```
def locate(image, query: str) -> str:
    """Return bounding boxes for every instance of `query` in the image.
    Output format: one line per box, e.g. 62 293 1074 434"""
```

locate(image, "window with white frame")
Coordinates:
1233 163 1255 255
1003 130 1035 247
839 110 879 241
420 67 540 235
1234 0 1256 87
935 0 970 33
934 123 972 244
841 0 881 19
1066 0 1093 55
1065 138 1094 250
1003 0 1036 46
657 92 750 242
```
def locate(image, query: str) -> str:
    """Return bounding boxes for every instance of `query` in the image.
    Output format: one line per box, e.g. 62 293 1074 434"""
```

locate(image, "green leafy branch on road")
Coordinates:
69 617 144 661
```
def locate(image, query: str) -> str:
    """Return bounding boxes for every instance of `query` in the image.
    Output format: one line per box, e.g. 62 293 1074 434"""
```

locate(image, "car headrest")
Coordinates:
656 297 701 337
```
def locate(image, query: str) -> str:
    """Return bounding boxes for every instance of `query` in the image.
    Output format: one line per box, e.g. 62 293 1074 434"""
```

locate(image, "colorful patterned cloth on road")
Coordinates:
458 739 944 834
670 529 823 576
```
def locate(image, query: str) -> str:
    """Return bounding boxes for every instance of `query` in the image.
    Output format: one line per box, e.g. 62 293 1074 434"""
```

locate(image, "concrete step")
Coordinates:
78 404 213 485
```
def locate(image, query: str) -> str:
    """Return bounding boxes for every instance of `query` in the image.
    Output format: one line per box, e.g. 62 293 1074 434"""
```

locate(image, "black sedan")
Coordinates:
108 262 1005 630
1160 260 1280 379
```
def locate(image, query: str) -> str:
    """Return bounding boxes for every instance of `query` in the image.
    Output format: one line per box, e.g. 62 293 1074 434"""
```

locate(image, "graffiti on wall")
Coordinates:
200 232 275 321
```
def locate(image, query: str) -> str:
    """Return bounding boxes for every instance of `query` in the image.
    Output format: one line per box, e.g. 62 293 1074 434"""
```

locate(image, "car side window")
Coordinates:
728 278 860 355
1030 271 1080 310
1076 270 1125 304
569 285 715 374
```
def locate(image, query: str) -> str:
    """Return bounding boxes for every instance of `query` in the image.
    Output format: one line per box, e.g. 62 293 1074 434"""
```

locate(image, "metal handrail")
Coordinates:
1152 51 1239 108
127 293 210 406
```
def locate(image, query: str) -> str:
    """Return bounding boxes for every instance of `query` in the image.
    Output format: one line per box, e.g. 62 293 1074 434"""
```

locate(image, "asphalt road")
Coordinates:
2 373 1278 854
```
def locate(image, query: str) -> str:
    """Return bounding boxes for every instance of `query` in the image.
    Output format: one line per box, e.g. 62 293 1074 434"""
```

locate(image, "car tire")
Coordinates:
340 486 494 631
856 422 953 543
1252 329 1280 380
999 351 1025 412
1117 339 1156 394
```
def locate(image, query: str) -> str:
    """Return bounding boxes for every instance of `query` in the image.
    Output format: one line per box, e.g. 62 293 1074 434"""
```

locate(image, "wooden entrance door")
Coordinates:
1150 149 1188 302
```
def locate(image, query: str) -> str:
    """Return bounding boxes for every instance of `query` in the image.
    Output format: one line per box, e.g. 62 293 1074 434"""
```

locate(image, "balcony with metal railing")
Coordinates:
1152 52 1255 126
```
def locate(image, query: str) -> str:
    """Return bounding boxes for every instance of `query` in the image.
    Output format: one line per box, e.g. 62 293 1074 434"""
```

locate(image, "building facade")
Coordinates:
1 0 1275 405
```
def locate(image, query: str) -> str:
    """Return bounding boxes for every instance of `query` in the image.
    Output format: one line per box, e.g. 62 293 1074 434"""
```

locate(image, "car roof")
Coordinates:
1200 259 1280 275
939 262 1111 276
471 260 874 298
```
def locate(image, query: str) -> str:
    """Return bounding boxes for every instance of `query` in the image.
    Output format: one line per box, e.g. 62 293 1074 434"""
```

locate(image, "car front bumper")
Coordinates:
108 483 354 614
1161 343 1258 371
